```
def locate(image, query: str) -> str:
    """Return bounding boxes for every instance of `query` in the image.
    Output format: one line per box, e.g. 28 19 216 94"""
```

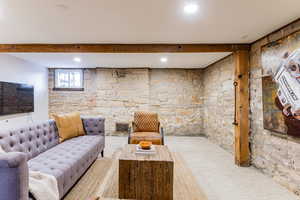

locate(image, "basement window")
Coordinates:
53 69 84 91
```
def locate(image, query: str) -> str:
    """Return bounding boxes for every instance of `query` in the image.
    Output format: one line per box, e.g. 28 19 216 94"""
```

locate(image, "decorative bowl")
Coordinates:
139 141 152 150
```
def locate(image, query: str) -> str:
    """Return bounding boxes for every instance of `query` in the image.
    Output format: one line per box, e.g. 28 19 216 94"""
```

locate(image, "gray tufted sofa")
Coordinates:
0 117 105 200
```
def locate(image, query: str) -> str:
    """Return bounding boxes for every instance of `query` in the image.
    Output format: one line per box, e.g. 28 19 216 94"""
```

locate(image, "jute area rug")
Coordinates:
64 150 207 200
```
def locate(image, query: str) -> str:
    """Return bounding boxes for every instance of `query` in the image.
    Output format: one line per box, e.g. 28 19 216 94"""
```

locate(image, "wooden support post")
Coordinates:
234 50 250 166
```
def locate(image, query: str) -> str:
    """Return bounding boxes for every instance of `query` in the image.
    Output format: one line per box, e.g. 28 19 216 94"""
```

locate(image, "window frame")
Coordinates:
53 68 84 91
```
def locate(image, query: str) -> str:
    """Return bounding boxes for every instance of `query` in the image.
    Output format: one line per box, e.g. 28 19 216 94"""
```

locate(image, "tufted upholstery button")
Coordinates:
0 119 61 160
10 142 14 147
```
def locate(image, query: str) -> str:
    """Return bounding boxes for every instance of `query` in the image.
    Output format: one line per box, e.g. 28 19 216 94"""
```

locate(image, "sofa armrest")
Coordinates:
82 117 105 136
0 152 29 200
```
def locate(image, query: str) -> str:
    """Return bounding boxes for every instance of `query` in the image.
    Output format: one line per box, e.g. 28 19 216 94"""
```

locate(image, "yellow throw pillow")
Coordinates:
53 112 85 142
73 113 85 137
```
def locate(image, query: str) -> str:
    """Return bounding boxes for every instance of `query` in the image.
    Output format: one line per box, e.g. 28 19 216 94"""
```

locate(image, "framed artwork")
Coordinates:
261 30 300 137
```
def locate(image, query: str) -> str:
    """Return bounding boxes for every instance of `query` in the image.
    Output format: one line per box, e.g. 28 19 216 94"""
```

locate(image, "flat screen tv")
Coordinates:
0 81 34 116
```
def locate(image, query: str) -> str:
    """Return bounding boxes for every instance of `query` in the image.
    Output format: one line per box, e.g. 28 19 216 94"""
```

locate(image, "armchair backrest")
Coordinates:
133 112 160 132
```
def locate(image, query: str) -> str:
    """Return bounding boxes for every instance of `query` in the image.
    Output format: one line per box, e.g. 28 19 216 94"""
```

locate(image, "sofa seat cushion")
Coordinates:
28 135 104 198
130 132 162 145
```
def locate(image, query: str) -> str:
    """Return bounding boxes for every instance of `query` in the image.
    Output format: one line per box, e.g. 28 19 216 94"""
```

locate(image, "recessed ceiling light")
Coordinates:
73 57 81 62
184 3 198 14
160 57 168 63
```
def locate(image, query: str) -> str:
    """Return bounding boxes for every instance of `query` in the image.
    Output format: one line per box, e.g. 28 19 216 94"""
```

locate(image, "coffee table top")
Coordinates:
119 144 174 162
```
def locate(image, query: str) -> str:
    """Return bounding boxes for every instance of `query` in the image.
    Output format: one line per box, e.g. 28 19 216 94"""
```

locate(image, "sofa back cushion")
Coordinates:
82 117 105 136
0 120 59 160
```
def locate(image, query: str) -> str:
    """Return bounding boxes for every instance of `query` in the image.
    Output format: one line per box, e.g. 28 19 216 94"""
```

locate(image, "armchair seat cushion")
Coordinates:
130 132 162 145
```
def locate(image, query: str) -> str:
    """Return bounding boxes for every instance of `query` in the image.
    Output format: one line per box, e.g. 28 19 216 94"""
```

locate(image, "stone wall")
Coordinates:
202 55 235 153
250 20 300 195
202 19 300 195
48 68 203 136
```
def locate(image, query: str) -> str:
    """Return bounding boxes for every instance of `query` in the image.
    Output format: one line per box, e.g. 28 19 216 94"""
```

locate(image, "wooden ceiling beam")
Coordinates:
0 43 250 53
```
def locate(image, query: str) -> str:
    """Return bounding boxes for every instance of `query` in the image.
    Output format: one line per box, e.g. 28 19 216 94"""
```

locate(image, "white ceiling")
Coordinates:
9 53 232 68
0 0 299 44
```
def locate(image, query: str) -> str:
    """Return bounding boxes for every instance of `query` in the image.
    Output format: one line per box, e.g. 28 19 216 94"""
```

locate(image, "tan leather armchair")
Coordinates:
128 112 164 145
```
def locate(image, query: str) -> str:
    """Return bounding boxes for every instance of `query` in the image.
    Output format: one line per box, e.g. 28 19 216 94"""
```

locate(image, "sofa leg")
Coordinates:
101 150 104 157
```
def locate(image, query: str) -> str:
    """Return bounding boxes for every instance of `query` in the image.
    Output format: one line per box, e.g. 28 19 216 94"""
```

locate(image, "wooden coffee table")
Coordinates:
119 144 174 200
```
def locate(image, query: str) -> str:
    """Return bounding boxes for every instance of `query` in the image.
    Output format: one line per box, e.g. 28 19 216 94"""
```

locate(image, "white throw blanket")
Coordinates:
29 171 59 200
0 145 59 200
0 145 5 153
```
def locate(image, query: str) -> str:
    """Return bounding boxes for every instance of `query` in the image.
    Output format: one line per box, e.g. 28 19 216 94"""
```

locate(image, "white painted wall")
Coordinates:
0 54 48 129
